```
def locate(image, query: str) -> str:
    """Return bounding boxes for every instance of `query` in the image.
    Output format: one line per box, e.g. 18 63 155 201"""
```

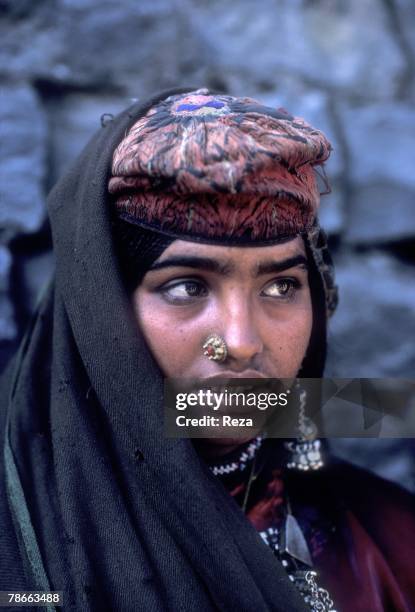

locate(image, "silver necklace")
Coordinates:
209 437 338 612
259 524 338 612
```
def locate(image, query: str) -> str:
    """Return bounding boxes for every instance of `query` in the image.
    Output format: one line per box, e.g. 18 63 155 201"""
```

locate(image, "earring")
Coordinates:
285 384 324 471
202 334 228 363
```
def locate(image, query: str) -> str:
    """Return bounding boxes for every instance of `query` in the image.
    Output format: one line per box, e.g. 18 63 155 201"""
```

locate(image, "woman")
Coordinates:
0 88 413 612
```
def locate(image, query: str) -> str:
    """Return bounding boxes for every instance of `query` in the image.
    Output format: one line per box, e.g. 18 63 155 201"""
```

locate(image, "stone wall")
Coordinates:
1 0 414 487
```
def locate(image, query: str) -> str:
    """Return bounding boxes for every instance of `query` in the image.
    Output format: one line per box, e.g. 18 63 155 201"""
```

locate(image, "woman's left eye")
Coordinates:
261 278 300 298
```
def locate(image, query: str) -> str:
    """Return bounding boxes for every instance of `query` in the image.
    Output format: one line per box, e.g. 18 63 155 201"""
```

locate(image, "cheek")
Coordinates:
133 291 206 377
263 304 313 377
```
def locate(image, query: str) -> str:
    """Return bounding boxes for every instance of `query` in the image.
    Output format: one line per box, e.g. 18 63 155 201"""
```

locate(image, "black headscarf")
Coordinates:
1 89 309 611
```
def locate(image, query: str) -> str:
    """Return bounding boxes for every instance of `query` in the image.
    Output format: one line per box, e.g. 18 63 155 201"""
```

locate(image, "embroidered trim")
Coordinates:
209 436 263 476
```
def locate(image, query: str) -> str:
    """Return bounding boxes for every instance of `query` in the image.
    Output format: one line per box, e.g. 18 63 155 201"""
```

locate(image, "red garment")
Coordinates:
211 444 415 612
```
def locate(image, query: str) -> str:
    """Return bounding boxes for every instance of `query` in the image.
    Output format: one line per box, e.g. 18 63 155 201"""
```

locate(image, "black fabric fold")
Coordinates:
0 89 307 611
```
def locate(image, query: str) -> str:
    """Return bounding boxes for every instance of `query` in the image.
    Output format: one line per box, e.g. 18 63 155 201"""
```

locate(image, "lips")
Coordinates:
203 372 271 397
205 371 268 380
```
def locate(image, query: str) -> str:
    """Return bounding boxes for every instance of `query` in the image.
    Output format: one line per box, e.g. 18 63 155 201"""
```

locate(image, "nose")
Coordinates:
221 297 263 367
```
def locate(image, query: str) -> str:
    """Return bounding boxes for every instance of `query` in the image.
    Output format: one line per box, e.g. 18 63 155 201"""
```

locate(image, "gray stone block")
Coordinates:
48 94 127 185
340 103 415 243
57 2 209 92
326 251 415 377
0 5 63 81
0 84 47 236
0 245 17 342
191 0 406 98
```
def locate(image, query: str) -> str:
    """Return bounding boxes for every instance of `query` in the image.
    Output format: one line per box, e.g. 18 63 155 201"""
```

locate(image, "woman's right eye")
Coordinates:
161 280 208 302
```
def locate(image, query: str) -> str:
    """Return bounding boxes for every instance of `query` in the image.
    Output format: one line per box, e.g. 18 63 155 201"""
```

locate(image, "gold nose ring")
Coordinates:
202 334 228 363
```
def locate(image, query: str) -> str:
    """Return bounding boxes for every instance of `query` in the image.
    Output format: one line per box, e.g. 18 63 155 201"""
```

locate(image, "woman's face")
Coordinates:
133 236 312 380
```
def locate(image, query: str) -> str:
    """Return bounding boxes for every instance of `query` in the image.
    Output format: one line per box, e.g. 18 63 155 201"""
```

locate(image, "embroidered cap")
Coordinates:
109 89 332 243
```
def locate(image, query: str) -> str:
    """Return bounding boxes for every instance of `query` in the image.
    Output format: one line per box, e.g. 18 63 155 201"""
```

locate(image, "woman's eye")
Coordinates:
262 278 299 299
162 280 208 301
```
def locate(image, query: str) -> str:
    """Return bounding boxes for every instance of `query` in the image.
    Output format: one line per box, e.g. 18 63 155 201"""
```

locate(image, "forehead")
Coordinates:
156 235 306 264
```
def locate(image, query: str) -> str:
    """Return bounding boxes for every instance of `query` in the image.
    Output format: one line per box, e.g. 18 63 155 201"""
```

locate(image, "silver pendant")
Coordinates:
281 513 313 567
285 439 324 471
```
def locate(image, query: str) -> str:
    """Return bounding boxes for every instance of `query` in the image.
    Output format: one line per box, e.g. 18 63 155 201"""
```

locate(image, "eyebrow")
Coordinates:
149 256 233 275
148 254 308 276
255 255 308 275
